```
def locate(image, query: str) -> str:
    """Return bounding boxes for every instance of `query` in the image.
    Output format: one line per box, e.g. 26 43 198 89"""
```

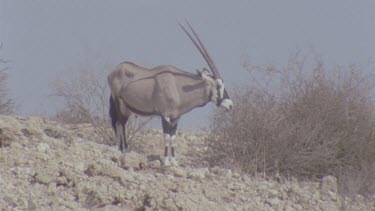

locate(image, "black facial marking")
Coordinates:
216 88 230 107
223 89 230 99
216 85 223 106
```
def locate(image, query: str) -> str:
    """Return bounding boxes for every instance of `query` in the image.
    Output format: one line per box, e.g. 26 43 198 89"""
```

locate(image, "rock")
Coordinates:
320 175 338 195
84 163 102 177
119 151 147 170
56 176 68 186
268 189 279 198
48 182 57 195
0 127 17 147
0 115 374 210
13 167 35 179
187 168 208 182
212 167 232 180
43 127 65 139
356 194 365 205
266 197 283 209
10 142 23 149
59 200 78 209
21 127 43 139
170 167 186 177
292 204 303 210
73 162 86 173
36 143 50 153
149 160 161 168
319 202 339 211
106 166 124 180
27 199 37 210
35 173 52 184
232 172 241 179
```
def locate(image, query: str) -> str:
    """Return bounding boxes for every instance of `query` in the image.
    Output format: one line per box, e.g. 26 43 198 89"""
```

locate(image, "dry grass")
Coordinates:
0 46 15 115
205 51 375 197
50 63 151 146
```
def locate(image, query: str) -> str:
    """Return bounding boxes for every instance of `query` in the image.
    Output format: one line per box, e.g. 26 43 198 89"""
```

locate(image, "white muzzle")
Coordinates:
220 99 233 111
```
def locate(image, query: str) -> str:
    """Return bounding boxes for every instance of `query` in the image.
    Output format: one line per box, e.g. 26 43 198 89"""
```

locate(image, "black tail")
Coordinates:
109 95 117 133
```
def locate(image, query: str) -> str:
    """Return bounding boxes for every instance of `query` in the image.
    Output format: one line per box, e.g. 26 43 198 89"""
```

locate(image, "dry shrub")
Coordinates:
0 45 15 115
205 51 375 196
51 63 151 146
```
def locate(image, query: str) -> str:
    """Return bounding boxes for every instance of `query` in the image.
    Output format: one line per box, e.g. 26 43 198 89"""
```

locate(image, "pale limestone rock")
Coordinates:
73 162 86 172
266 197 283 209
164 198 177 210
319 202 340 211
48 182 57 195
10 142 22 149
0 115 374 210
320 175 338 196
268 189 279 198
56 176 68 186
119 151 147 170
149 160 161 168
170 167 186 177
13 167 35 179
35 173 52 185
36 143 50 153
0 127 17 147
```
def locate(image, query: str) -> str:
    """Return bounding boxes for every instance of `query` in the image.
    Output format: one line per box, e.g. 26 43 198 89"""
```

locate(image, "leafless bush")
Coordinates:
51 63 151 145
205 51 375 196
0 45 15 115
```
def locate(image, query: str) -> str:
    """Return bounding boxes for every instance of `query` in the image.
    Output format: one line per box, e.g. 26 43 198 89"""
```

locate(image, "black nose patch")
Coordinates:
223 89 230 99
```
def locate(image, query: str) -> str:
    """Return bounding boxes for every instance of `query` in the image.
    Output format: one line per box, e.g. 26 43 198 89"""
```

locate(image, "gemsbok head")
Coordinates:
108 21 233 166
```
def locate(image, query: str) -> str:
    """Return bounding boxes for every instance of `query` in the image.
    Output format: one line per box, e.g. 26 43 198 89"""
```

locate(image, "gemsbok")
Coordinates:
108 22 233 166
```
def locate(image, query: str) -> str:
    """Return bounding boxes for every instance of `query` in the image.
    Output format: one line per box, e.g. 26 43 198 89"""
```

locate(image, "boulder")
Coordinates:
119 151 147 170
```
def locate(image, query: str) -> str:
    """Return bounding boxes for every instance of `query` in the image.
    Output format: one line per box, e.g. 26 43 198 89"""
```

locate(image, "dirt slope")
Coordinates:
0 115 373 210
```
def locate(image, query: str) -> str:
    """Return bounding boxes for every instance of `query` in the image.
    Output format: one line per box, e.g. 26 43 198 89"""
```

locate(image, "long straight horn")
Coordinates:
178 21 222 79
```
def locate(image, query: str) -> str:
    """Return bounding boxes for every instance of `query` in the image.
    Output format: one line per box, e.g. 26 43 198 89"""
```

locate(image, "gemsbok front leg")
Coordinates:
161 117 179 166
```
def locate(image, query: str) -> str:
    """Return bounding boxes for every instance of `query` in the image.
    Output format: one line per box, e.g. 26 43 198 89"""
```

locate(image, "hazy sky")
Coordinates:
1 1 374 129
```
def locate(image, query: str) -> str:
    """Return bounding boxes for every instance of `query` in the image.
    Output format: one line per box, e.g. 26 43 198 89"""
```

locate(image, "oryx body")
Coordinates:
108 22 233 166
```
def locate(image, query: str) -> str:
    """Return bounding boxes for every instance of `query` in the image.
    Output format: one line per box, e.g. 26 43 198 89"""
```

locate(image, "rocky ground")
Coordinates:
0 115 374 210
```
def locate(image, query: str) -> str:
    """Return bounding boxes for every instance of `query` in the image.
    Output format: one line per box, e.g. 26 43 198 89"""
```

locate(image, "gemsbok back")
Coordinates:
108 22 233 166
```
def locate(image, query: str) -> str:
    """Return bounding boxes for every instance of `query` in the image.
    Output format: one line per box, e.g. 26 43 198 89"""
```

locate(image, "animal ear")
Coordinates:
202 68 210 76
196 69 202 76
197 68 210 79
216 78 223 86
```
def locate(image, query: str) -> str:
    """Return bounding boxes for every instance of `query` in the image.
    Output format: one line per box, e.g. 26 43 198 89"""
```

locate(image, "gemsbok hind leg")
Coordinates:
109 96 130 153
161 117 179 166
117 114 130 153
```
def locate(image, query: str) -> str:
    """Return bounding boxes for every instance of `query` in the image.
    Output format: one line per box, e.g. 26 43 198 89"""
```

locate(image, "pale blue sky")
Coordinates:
1 1 374 129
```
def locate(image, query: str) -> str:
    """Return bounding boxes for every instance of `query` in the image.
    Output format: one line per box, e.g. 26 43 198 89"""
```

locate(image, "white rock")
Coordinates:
266 197 283 208
170 167 186 177
149 160 161 168
119 151 147 170
320 175 338 195
187 168 208 182
10 142 23 149
73 162 86 172
36 143 50 153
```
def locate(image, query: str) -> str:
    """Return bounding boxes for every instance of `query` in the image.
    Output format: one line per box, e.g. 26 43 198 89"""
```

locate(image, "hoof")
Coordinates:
170 157 179 167
163 157 171 167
